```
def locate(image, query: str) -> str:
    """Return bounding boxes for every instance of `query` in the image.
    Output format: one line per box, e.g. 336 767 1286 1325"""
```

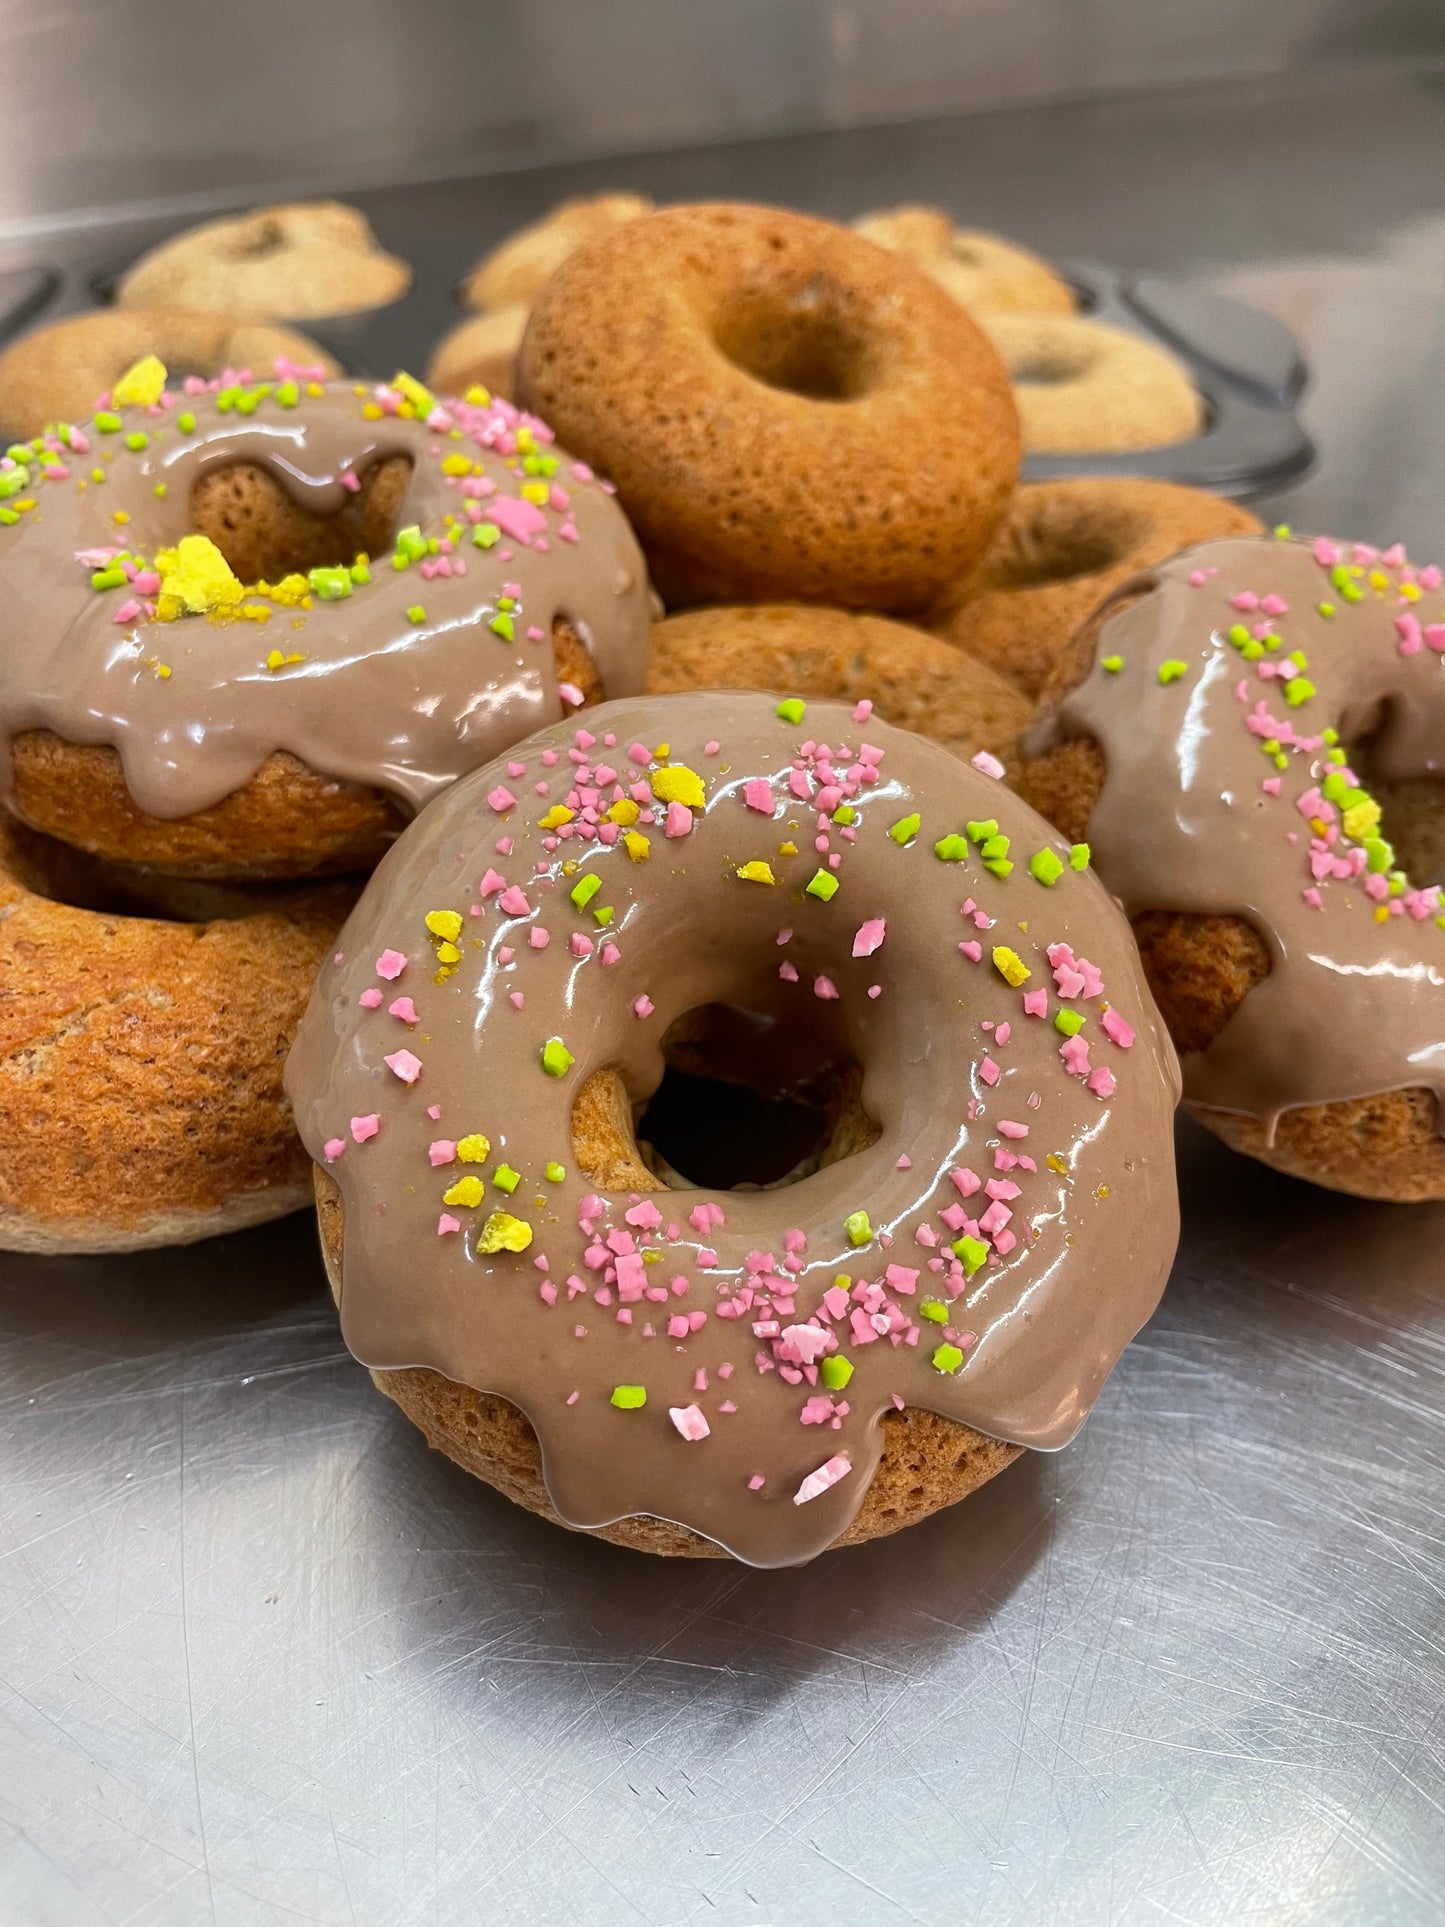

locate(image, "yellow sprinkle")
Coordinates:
651 765 706 809
362 402 384 420
1046 1153 1069 1174
735 860 776 884
1368 569 1388 592
1342 799 1381 840
306 382 323 398
623 831 650 862
538 804 575 830
456 1133 491 1163
111 509 129 524
991 945 1031 987
478 1210 533 1254
520 480 550 505
154 662 171 680
265 649 286 672
441 453 473 477
425 909 463 942
778 841 797 857
1401 581 1422 602
607 798 640 826
464 384 492 406
111 354 167 407
435 941 461 964
442 1176 484 1209
157 533 242 615
1374 904 1391 922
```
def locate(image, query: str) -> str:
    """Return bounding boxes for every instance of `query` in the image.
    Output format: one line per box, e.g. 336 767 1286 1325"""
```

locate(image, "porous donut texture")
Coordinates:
977 313 1203 453
1022 536 1445 1201
0 815 351 1253
461 193 655 312
936 479 1263 699
646 604 1032 774
517 202 1021 613
314 1170 1020 1557
116 201 411 319
853 206 1076 317
0 310 340 440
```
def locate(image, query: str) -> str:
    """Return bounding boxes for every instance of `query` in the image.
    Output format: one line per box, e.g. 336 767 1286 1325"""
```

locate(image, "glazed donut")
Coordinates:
426 305 528 403
0 364 653 878
0 814 352 1253
116 201 410 319
1023 533 1445 1201
935 479 1263 699
460 193 654 312
0 310 340 441
516 202 1020 613
976 313 1203 453
853 206 1075 316
647 604 1031 774
286 691 1181 1565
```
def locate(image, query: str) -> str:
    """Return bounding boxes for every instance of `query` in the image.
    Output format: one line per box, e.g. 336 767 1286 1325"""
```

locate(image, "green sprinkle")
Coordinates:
820 1355 854 1391
805 869 839 902
1158 659 1189 685
1070 843 1091 870
541 1038 574 1077
1284 676 1315 707
966 819 998 845
931 1343 965 1375
177 410 196 434
394 524 427 562
544 1161 566 1183
1273 523 1291 539
308 565 353 601
610 1384 647 1410
0 507 18 526
1101 654 1123 673
472 522 501 549
919 1299 948 1324
934 833 970 862
953 1235 989 1275
1029 848 1065 887
214 385 240 413
775 697 806 725
1055 1008 1085 1036
123 430 148 452
406 605 426 625
349 560 371 584
489 612 515 641
153 482 167 498
492 1163 521 1194
1322 727 1340 746
570 873 601 910
1241 639 1265 661
888 812 920 845
1318 600 1336 618
592 905 614 927
0 468 29 498
844 1210 872 1247
94 411 121 434
90 565 127 591
832 803 856 826
1364 837 1395 874
274 380 299 408
1227 624 1253 648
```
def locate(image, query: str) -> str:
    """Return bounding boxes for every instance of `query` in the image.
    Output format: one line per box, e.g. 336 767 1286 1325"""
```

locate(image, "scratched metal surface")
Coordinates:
4 63 1445 1927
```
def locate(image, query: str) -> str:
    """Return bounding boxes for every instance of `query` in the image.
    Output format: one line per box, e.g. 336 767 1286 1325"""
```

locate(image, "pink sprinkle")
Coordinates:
1087 1066 1117 1099
528 927 551 949
1231 590 1259 611
384 1049 423 1084
350 1114 380 1143
959 940 983 963
1261 593 1289 616
1022 987 1048 1018
375 949 407 979
664 799 693 838
358 987 383 1009
852 917 886 958
997 1119 1029 1139
896 1153 912 1169
509 991 525 1010
633 994 655 1019
1101 1007 1135 1049
669 1403 711 1441
793 1454 851 1505
600 942 621 967
748 1474 766 1491
852 699 873 722
743 777 773 813
995 1022 1011 1046
478 868 507 897
970 749 1005 781
1303 886 1324 909
323 1137 346 1162
388 996 418 1023
437 1214 462 1236
1188 568 1208 587
558 682 585 707
951 1167 982 1197
779 961 799 982
979 1057 1000 1086
429 1139 456 1166
570 932 594 957
427 1105 441 1121
488 786 517 812
1262 776 1283 796
814 975 839 1001
498 885 531 915
885 1264 919 1295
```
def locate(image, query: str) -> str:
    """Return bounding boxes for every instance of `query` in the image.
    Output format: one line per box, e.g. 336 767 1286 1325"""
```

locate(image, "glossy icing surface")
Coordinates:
287 693 1181 1565
1037 535 1445 1135
0 371 652 819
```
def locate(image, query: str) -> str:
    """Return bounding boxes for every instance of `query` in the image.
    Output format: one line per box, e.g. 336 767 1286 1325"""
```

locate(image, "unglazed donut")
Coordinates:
935 479 1263 699
517 202 1020 613
647 604 1032 775
1023 533 1445 1201
116 202 410 319
286 691 1181 1565
0 311 340 440
460 193 654 311
0 814 353 1253
853 206 1075 316
426 305 528 403
0 365 653 878
977 313 1203 453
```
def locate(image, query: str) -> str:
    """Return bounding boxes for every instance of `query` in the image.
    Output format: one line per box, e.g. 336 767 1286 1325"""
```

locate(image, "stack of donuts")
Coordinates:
1 189 1438 1570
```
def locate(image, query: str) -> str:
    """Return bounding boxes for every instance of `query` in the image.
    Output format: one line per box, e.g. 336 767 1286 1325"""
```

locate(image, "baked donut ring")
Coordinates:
287 691 1180 1564
0 310 340 440
460 193 654 312
646 604 1032 774
0 369 653 878
426 305 528 403
977 313 1203 453
853 206 1075 316
517 202 1021 613
1023 534 1445 1201
936 479 1263 699
116 202 410 319
0 813 352 1253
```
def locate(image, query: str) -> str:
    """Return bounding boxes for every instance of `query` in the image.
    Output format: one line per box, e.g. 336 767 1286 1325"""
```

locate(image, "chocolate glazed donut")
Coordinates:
1024 534 1445 1201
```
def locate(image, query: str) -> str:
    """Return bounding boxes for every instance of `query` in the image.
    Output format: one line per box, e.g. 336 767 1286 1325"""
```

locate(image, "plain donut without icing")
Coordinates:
978 312 1203 453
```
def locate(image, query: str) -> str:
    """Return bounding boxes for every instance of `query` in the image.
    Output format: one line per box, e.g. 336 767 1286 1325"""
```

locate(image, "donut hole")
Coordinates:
984 498 1152 591
712 281 875 402
228 215 287 260
1007 339 1096 387
190 453 412 584
1339 698 1445 887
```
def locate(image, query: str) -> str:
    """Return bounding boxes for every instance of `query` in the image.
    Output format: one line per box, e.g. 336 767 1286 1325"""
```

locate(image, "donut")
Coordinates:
516 202 1021 613
1023 532 1445 1201
460 193 654 311
286 691 1181 1564
0 363 653 878
935 479 1263 699
853 206 1076 316
646 604 1031 774
116 201 410 319
0 311 340 441
976 313 1203 453
426 305 527 403
0 812 353 1253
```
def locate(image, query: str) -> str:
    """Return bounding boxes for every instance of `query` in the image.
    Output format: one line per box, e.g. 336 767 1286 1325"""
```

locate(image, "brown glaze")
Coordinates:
1027 535 1445 1142
0 379 653 836
286 692 1181 1566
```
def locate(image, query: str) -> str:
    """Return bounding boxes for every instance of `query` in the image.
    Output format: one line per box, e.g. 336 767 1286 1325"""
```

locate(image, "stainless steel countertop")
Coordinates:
3 63 1445 1927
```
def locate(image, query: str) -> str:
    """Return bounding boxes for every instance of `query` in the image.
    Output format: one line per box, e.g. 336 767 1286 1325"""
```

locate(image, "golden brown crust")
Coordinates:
1194 1090 1445 1201
976 314 1203 453
189 451 412 586
935 480 1263 699
517 202 1020 613
314 1167 1020 1557
460 194 654 312
0 816 352 1253
646 604 1032 771
116 202 411 320
0 311 341 440
852 206 1076 316
11 618 605 878
425 307 527 402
